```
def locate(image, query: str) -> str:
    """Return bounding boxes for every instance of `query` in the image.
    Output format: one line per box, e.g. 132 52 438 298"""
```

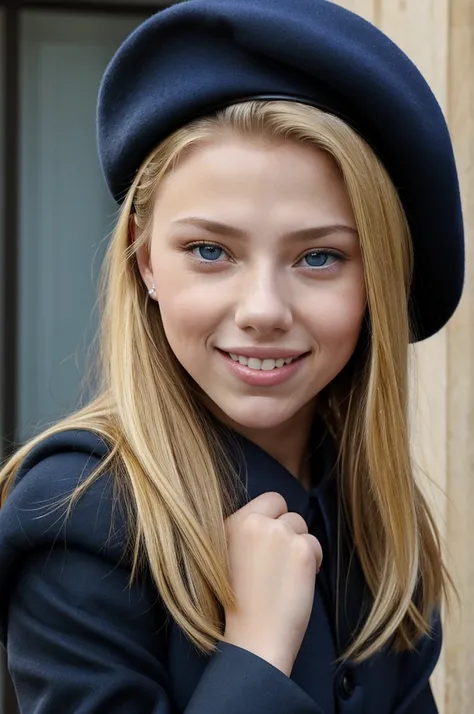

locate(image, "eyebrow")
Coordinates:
171 217 358 240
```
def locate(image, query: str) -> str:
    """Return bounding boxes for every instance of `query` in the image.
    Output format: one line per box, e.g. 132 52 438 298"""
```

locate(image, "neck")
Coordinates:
207 400 317 483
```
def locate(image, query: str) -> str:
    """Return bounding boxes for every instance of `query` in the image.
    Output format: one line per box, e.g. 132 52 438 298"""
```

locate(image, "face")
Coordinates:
137 134 366 434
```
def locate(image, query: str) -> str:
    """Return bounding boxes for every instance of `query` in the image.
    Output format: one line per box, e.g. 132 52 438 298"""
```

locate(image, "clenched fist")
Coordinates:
224 491 323 676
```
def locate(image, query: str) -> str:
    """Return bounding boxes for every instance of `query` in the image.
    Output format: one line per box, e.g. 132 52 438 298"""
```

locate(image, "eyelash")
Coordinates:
183 240 345 271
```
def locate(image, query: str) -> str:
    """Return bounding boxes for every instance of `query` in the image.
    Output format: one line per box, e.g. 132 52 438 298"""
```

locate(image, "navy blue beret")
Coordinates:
97 0 464 340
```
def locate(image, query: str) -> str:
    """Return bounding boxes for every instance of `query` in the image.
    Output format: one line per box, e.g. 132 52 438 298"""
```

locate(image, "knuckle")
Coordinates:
242 512 264 535
293 534 318 565
263 491 288 512
269 518 291 537
310 535 324 566
294 514 309 533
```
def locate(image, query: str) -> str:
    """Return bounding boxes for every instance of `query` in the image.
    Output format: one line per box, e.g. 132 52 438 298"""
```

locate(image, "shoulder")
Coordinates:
0 429 132 638
10 426 110 486
0 428 128 556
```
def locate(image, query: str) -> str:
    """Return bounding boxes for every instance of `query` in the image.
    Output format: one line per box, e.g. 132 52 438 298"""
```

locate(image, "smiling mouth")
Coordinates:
219 350 309 371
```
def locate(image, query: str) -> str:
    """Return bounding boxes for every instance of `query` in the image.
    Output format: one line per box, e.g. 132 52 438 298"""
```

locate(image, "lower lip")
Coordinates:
218 350 308 387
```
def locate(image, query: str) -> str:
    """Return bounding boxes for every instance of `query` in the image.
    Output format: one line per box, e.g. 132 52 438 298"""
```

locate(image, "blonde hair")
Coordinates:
0 101 449 661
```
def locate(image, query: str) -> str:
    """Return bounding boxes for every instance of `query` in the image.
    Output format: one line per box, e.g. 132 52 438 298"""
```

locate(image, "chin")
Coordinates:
211 397 302 432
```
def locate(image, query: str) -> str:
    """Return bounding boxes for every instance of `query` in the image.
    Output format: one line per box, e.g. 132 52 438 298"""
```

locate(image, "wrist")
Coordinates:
223 630 294 676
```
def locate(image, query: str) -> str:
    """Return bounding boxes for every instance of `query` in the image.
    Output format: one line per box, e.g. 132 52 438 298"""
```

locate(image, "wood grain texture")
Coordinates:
377 6 451 711
445 1 474 711
332 0 377 23
331 2 473 712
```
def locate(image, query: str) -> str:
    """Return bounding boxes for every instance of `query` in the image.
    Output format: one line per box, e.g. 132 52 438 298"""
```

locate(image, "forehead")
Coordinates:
165 132 340 182
153 134 353 225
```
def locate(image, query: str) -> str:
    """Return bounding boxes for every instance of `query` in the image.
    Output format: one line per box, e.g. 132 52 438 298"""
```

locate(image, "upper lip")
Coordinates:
218 347 309 359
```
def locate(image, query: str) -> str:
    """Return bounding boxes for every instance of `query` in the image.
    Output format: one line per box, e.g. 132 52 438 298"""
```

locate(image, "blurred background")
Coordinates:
0 0 472 712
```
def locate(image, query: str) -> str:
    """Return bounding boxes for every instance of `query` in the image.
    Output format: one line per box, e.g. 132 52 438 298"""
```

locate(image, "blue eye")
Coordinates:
302 251 337 268
192 244 225 261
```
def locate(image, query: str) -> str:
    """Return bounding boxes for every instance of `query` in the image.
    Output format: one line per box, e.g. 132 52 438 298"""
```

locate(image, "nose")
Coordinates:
234 268 293 335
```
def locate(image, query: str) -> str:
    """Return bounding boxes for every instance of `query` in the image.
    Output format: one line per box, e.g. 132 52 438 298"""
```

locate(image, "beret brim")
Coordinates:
97 0 464 340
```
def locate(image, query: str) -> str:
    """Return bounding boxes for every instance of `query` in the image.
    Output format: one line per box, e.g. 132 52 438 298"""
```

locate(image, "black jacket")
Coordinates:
0 428 441 713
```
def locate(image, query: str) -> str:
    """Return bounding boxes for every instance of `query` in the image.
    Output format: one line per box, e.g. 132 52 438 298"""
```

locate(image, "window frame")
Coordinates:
0 3 174 712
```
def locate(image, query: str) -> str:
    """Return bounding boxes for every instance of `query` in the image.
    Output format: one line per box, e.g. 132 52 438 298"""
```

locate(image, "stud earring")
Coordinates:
148 283 156 297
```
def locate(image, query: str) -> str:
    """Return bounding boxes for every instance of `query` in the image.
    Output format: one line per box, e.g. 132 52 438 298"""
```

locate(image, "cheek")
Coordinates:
309 288 366 354
152 265 226 344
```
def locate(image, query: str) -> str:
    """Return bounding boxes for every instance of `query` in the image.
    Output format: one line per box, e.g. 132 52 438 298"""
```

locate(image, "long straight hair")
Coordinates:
0 101 449 661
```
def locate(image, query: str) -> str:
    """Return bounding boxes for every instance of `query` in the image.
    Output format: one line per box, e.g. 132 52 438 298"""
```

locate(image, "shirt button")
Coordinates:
338 669 356 699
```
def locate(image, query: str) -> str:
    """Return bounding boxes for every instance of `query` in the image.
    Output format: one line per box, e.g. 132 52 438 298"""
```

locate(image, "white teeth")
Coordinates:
228 353 298 370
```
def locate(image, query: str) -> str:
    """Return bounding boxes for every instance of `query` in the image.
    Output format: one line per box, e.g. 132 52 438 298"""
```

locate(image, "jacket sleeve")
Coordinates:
0 434 323 714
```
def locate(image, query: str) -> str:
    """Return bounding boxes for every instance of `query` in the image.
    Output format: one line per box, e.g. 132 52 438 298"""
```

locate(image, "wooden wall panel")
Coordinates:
375 4 450 711
331 2 473 712
379 0 449 105
333 0 377 23
445 1 474 710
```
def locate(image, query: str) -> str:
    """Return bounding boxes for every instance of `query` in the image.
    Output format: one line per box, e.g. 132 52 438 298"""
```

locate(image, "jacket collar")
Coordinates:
219 419 372 655
219 416 338 524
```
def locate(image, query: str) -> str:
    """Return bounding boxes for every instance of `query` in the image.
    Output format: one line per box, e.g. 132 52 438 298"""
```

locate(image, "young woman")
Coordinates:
0 1 464 713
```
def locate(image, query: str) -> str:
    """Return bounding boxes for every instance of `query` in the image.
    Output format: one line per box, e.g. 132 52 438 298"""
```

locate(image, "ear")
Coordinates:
130 215 156 297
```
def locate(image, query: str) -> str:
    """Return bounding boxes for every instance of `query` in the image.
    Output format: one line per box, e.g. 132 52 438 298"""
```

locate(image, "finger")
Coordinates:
301 534 324 571
277 512 309 535
229 492 288 524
